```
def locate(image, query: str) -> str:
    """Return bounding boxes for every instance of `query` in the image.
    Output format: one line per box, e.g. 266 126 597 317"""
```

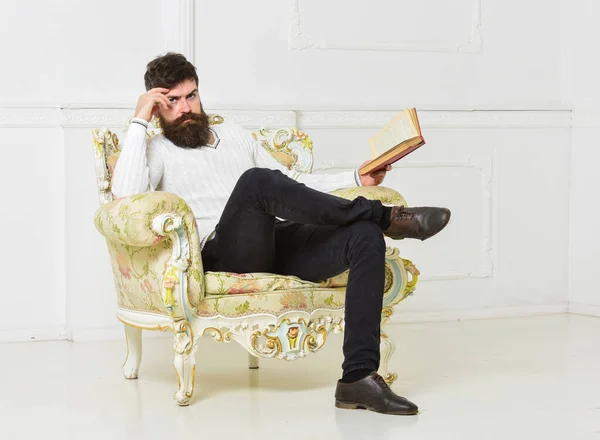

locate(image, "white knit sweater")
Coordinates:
112 120 361 248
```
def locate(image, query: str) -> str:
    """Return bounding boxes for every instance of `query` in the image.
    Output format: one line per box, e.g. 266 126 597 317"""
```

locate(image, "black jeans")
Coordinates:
201 168 387 375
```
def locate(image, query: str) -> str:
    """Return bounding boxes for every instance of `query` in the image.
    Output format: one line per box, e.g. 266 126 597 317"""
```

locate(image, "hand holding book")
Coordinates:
358 161 392 186
358 108 425 176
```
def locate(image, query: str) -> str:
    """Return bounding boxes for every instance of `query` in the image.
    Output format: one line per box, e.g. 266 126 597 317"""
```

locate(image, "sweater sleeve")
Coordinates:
244 126 360 193
111 120 164 198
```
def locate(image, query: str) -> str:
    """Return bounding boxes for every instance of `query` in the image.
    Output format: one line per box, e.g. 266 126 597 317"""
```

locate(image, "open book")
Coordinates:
358 108 425 176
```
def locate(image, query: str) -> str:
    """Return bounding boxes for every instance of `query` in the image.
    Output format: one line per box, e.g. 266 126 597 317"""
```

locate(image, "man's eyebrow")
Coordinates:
167 89 198 100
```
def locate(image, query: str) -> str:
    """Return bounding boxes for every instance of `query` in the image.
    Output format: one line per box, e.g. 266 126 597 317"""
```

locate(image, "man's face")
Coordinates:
157 79 211 149
158 79 202 123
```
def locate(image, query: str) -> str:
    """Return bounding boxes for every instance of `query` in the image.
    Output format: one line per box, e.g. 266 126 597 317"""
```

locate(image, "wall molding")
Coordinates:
289 0 483 53
0 107 574 129
568 302 600 318
0 107 61 128
61 109 134 128
315 158 494 282
161 0 195 62
0 305 569 342
298 110 573 129
1 303 587 342
60 109 297 129
571 111 600 128
390 304 568 324
208 110 297 128
67 326 171 343
0 327 67 343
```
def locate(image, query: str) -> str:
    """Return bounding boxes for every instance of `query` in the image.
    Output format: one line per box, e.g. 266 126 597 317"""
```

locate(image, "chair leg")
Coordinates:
123 324 142 379
378 317 398 385
248 353 259 369
173 321 196 406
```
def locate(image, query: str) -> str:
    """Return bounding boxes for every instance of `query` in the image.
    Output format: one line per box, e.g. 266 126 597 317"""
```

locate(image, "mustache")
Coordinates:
169 112 206 127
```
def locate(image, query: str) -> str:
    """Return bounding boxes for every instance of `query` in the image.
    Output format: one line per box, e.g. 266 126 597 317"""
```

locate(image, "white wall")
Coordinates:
0 0 166 341
0 114 66 341
565 1 600 316
195 0 564 110
0 2 67 340
0 0 577 342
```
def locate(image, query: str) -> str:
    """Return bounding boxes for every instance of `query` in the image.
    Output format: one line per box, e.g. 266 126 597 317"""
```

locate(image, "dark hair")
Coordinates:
144 52 198 91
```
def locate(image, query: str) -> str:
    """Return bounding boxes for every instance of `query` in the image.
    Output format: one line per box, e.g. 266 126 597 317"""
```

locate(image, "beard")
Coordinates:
159 110 211 149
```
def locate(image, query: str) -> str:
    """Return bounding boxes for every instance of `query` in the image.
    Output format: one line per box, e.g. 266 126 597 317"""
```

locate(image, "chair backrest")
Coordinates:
91 115 314 205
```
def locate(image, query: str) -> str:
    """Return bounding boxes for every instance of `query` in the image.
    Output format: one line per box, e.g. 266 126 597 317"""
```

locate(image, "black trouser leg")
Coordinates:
201 168 387 374
272 221 386 374
201 168 384 273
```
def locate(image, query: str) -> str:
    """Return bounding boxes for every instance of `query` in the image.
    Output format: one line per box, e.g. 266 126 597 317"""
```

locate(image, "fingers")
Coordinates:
150 92 170 109
366 169 388 185
364 176 385 186
135 89 172 121
142 88 170 108
148 87 170 94
368 165 392 178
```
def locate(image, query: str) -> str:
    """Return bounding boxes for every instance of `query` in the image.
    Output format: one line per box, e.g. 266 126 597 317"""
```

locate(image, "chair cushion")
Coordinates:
195 288 346 318
204 271 349 295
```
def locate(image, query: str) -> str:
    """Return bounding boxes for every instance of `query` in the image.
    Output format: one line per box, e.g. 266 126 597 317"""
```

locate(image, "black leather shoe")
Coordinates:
384 206 450 240
334 372 419 415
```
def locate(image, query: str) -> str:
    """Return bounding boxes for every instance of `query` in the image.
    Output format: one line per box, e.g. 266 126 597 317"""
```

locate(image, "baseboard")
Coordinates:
67 305 570 341
389 304 568 324
0 328 67 343
67 326 172 342
568 302 600 318
0 304 576 343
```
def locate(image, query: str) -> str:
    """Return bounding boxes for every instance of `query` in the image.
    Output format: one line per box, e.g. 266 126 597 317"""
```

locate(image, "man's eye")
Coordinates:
169 98 177 103
188 93 196 99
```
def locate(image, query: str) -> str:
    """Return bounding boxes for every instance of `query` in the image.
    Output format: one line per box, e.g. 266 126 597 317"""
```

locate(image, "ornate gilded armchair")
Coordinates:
91 116 419 406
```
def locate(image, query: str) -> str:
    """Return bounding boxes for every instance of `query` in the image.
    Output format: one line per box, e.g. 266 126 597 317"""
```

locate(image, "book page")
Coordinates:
369 110 419 157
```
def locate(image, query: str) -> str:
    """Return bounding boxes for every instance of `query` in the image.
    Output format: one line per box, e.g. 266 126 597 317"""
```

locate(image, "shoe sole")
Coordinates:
335 399 418 416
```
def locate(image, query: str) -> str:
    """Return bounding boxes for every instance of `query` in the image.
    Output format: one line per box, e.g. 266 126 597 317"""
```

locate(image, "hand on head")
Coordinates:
134 88 171 122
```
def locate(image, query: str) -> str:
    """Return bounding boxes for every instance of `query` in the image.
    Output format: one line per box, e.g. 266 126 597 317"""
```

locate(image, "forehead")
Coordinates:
168 79 197 96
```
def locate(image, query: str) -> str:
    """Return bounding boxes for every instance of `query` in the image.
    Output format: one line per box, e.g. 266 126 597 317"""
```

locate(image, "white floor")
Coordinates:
1 314 599 440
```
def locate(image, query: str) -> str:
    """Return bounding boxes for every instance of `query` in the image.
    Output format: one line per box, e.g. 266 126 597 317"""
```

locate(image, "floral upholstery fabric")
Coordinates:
196 255 404 318
104 240 172 314
94 191 204 315
195 288 347 318
204 270 349 295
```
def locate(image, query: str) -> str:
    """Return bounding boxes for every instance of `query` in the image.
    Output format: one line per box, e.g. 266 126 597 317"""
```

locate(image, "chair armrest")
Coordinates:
329 186 407 206
94 191 195 247
94 191 204 318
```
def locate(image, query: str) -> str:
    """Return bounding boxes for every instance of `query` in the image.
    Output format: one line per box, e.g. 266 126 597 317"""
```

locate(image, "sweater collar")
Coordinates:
205 128 220 149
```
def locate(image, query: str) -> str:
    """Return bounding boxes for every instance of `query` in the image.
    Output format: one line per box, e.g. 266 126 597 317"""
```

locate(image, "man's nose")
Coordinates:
180 100 191 114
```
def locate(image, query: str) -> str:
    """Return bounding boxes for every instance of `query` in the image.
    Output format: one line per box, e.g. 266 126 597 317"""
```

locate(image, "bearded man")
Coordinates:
112 52 450 415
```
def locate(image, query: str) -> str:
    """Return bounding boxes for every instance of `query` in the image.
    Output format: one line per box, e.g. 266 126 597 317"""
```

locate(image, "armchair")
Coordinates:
91 116 419 406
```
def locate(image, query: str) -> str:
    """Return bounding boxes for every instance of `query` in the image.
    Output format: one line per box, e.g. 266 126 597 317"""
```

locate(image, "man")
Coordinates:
112 52 450 415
